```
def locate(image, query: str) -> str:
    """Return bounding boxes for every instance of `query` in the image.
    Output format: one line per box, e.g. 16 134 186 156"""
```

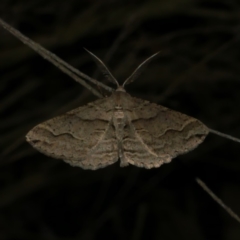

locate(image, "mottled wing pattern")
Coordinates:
26 98 118 170
123 98 209 169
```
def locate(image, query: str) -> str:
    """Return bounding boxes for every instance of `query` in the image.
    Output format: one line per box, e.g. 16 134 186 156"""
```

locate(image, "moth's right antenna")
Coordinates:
123 52 160 87
84 48 119 87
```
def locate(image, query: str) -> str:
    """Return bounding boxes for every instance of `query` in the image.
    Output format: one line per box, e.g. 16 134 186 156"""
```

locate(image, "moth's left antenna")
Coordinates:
84 48 119 87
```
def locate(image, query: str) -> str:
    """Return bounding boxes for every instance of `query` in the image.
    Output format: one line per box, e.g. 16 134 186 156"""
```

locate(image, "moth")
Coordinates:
26 50 209 170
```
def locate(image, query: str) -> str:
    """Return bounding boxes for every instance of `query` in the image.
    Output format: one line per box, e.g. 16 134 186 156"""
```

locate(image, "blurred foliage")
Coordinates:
0 0 240 239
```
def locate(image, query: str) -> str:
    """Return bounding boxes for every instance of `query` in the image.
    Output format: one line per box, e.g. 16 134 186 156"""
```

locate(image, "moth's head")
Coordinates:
84 48 159 92
115 85 126 92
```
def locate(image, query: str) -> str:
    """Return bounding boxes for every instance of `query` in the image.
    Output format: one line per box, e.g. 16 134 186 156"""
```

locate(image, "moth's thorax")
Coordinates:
110 91 133 127
111 91 128 139
113 104 126 125
113 109 126 141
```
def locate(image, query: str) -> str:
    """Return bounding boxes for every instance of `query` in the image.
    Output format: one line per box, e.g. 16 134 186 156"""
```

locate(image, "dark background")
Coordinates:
1 0 240 239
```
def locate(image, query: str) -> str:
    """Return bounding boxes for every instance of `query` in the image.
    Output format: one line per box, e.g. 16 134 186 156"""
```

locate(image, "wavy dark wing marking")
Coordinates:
26 97 118 170
123 100 209 169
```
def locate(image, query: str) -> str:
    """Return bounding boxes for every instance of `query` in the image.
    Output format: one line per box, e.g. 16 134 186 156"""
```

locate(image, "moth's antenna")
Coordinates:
123 52 160 87
84 48 119 87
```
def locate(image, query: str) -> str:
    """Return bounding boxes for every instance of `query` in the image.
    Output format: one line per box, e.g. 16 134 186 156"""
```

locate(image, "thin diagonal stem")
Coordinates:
196 177 240 223
0 18 113 97
209 128 240 143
